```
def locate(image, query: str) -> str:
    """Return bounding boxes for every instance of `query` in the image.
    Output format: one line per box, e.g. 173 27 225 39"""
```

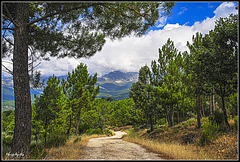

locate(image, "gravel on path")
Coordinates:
81 131 163 160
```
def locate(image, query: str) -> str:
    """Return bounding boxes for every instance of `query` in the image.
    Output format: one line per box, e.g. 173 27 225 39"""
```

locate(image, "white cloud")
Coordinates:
157 17 167 27
2 2 237 78
214 2 238 19
178 7 187 15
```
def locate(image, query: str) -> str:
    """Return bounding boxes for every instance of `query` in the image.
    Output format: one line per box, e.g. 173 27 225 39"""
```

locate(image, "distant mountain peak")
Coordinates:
100 70 138 82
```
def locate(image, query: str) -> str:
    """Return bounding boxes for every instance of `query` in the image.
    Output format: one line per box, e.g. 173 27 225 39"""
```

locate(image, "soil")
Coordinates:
81 131 163 160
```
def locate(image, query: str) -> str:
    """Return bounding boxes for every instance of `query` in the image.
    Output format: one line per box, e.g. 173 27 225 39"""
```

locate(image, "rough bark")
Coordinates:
177 102 179 124
11 3 32 157
212 87 215 112
201 95 205 117
170 104 174 126
75 107 81 136
209 94 212 115
182 97 185 121
66 114 72 138
197 94 201 129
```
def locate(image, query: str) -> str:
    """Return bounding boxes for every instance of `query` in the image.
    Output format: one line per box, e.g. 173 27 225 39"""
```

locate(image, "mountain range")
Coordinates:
2 70 138 111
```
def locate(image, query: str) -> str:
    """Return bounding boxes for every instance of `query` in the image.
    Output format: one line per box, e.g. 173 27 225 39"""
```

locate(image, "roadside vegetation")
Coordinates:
121 116 238 160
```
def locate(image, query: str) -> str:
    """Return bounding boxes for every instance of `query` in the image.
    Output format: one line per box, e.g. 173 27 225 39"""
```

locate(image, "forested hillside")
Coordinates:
2 70 138 111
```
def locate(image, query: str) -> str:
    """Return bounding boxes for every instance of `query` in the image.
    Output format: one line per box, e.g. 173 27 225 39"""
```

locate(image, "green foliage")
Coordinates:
209 111 228 132
103 129 114 136
2 110 15 132
199 118 219 146
157 118 166 126
47 134 67 148
73 137 81 143
29 143 47 159
2 132 13 155
127 129 139 139
181 118 197 128
90 128 102 135
233 116 238 131
229 92 238 116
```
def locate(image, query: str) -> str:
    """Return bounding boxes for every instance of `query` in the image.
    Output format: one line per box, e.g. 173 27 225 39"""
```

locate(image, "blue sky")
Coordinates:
149 1 237 31
2 2 239 77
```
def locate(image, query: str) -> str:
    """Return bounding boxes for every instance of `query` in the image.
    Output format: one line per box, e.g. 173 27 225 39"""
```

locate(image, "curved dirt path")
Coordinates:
82 131 163 160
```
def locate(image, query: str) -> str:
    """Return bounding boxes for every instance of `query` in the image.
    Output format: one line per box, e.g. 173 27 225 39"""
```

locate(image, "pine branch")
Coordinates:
28 62 41 72
2 64 13 75
27 5 89 26
3 4 19 28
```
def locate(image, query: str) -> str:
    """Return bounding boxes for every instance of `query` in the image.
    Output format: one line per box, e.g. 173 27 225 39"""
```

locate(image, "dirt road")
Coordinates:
82 131 163 160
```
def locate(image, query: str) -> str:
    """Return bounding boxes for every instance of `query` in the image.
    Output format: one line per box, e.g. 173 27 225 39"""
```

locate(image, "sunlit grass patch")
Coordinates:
46 134 110 160
123 129 212 160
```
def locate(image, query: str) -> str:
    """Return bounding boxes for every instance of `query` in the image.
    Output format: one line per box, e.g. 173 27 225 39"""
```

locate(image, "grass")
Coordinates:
45 132 114 160
122 116 238 160
123 129 211 160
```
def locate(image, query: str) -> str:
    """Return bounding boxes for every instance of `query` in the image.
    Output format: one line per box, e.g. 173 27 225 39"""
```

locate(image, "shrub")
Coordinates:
103 128 114 136
47 134 67 148
2 132 13 157
73 137 81 143
127 129 138 139
90 128 102 135
29 143 47 159
209 111 225 126
199 119 219 146
157 118 166 126
233 116 238 131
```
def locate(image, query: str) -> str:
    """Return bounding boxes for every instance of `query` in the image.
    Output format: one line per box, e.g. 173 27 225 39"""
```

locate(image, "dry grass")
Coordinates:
123 117 238 160
123 131 211 160
204 132 238 160
46 134 109 160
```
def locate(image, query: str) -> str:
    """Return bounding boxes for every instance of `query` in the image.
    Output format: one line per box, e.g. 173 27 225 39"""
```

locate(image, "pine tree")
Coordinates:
2 2 175 155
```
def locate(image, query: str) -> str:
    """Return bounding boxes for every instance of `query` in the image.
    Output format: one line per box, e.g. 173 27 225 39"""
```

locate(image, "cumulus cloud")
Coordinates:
3 2 237 78
35 2 240 77
214 2 238 19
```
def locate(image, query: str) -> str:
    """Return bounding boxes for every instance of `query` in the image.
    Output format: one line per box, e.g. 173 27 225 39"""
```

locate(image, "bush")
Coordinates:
90 128 102 135
29 143 47 159
209 111 225 126
73 137 81 143
157 118 166 126
199 119 219 146
2 132 13 156
47 134 67 148
127 129 138 139
103 128 114 136
233 116 238 131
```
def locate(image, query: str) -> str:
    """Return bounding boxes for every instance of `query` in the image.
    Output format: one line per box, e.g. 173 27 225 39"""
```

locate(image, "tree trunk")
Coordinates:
221 95 230 128
197 94 201 129
201 95 205 117
177 103 179 124
11 3 32 157
66 115 72 138
44 118 48 148
182 97 185 121
49 120 52 139
75 107 81 136
165 105 170 125
213 87 215 112
170 104 174 126
209 94 212 115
